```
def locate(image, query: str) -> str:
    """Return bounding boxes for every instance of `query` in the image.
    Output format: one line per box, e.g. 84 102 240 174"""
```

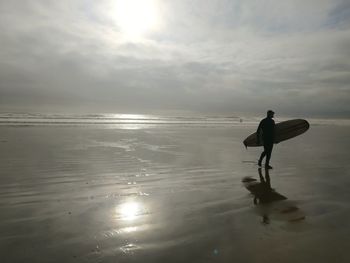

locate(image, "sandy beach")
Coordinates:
0 120 350 263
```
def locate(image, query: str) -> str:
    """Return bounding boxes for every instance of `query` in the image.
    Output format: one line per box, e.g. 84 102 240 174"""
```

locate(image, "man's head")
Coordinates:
267 110 275 118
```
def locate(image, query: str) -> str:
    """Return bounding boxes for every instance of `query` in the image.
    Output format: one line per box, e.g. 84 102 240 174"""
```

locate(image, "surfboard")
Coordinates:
243 119 309 147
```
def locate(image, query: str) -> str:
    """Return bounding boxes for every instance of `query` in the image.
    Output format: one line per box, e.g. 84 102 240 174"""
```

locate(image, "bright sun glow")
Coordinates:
113 0 160 39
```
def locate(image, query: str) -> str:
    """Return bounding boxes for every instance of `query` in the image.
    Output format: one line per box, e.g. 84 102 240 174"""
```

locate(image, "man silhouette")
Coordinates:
257 110 275 169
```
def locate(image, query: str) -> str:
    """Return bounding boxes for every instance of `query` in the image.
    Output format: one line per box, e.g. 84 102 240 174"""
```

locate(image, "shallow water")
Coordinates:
0 124 349 262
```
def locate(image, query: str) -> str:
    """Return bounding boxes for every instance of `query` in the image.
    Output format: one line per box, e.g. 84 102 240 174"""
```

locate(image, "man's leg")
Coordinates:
265 143 273 168
258 149 266 166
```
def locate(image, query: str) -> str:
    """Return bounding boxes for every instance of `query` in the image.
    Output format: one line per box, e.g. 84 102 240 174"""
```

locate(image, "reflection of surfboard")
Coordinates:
242 176 306 223
243 119 309 147
257 200 306 223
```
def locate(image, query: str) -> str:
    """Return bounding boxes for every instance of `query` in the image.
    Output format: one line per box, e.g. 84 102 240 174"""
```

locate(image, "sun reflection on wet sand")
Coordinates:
114 201 147 254
119 226 138 233
111 114 150 120
118 201 143 221
112 123 152 130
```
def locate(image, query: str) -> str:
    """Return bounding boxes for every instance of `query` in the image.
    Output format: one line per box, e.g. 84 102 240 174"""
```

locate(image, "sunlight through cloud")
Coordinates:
112 0 160 40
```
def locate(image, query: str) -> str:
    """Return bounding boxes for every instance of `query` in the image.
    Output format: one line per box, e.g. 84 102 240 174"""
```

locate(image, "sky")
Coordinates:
0 0 349 117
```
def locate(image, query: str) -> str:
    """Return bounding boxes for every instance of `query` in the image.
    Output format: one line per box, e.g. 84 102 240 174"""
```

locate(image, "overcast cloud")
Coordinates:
0 0 349 117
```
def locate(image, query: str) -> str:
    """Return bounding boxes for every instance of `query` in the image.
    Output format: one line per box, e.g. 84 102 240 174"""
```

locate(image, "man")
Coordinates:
257 110 275 169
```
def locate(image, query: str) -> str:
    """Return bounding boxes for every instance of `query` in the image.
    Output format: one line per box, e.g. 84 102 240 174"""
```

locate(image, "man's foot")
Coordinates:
265 165 273 169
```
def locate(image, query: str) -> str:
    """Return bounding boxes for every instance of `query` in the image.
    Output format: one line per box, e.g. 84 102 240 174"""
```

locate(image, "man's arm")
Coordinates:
272 119 276 143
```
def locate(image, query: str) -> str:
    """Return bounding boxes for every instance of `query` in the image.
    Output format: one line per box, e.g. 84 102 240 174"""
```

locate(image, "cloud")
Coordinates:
0 0 349 116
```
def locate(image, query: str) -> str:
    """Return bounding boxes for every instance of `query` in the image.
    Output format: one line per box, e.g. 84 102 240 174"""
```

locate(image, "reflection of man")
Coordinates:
253 168 272 205
257 110 275 169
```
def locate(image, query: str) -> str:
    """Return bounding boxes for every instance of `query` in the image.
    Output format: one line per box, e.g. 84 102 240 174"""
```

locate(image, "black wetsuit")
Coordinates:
257 117 275 166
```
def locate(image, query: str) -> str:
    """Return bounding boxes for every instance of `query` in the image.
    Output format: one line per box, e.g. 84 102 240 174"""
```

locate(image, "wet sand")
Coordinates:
0 124 350 262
